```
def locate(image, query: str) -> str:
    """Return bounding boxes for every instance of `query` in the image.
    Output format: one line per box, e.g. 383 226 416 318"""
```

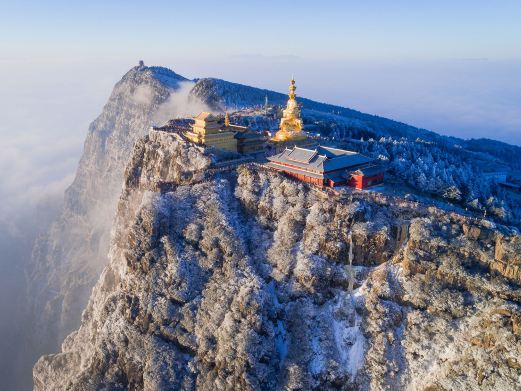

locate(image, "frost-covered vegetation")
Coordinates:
353 137 519 225
35 133 521 390
226 105 520 227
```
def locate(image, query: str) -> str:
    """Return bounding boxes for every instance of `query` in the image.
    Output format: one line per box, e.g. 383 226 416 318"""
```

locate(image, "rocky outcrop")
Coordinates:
34 134 521 390
492 235 521 283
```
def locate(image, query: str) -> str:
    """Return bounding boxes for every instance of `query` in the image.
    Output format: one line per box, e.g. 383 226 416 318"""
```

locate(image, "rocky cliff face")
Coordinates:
27 65 194 360
34 131 521 390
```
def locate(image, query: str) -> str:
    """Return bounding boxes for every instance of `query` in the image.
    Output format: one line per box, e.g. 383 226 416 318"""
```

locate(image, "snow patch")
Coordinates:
331 292 367 380
275 320 288 368
309 332 325 375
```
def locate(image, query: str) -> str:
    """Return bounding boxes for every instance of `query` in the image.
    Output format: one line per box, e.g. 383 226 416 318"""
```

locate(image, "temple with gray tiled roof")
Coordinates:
267 145 384 188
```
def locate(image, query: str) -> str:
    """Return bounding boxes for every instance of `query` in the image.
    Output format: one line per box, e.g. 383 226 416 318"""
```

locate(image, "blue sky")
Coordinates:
2 1 521 60
1 0 520 220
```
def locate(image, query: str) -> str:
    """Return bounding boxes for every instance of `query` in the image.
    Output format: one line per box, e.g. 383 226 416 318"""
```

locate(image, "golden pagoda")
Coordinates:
273 78 307 142
224 111 230 127
185 112 237 152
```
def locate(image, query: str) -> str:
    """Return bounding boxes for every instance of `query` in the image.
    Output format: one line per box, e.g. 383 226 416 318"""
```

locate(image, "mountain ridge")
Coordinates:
27 64 187 380
191 76 445 142
25 64 521 390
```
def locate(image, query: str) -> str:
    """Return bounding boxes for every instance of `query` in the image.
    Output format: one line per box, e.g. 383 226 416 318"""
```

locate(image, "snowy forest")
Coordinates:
228 107 520 228
354 136 518 224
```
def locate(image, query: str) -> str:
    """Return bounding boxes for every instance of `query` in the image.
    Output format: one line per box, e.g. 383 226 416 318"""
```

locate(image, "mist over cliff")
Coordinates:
26 64 214 361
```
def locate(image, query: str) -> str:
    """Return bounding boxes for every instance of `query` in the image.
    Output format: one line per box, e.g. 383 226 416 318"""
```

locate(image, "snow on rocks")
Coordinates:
34 136 521 390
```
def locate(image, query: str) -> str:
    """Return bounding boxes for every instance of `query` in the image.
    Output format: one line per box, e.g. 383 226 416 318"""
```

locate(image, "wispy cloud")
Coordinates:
132 84 155 105
153 81 213 125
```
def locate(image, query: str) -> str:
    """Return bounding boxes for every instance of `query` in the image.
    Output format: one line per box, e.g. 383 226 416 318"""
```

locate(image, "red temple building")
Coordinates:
266 146 384 189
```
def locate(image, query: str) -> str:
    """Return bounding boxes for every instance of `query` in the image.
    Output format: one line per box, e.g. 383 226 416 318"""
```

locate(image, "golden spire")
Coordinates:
272 77 305 142
289 78 296 100
224 112 230 128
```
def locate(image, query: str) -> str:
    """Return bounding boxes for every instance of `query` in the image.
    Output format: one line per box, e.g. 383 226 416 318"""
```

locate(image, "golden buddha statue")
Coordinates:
273 78 307 141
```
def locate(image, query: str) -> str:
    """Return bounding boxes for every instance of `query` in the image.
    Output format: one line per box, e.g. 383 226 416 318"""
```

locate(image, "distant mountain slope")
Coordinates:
191 78 445 142
464 138 521 169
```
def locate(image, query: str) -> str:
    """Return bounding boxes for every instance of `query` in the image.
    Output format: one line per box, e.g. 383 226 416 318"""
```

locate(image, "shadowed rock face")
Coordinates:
34 132 521 390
